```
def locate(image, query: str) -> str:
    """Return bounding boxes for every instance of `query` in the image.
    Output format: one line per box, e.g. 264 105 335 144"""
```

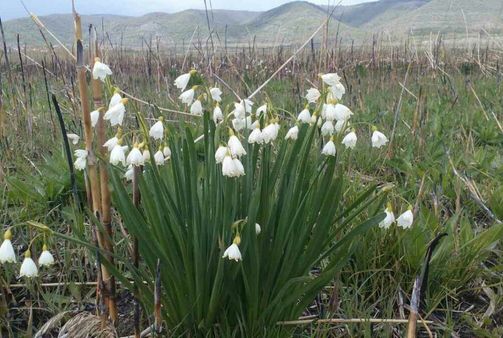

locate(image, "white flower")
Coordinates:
321 121 334 136
104 99 127 126
74 149 88 171
255 223 261 235
124 165 134 181
262 123 280 144
92 58 112 82
233 158 245 176
38 245 55 267
174 71 194 91
67 133 80 145
127 147 145 166
109 92 122 108
371 130 388 148
246 116 258 131
179 88 195 105
210 87 222 102
322 104 337 121
334 120 346 133
90 110 100 128
149 120 164 140
213 105 223 124
329 83 345 100
222 243 242 262
163 146 171 158
248 128 264 144
222 155 245 177
306 88 321 103
19 251 38 278
154 150 165 166
379 207 395 229
232 118 246 132
215 146 228 164
285 126 299 140
321 73 341 87
256 104 267 115
228 135 246 157
190 100 203 115
0 230 16 263
240 99 254 114
110 145 128 166
397 209 414 229
103 136 119 152
322 140 336 156
232 102 246 120
297 108 311 123
334 104 353 122
311 114 322 127
142 149 151 162
341 131 357 149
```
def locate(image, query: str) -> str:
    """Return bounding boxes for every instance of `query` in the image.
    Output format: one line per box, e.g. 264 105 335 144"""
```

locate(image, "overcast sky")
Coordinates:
1 0 376 20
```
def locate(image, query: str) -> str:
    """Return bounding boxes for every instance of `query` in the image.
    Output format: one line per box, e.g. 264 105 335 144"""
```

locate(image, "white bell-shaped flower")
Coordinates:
154 150 165 166
341 131 357 149
142 149 151 162
262 122 280 144
233 158 245 176
306 88 321 103
371 129 388 148
329 83 345 100
0 229 16 263
74 149 88 171
67 133 80 145
321 73 341 87
179 88 195 105
222 235 242 262
215 146 228 164
232 102 246 120
334 120 346 133
210 87 222 102
104 98 128 126
38 245 55 267
174 70 195 91
149 119 164 140
190 99 203 115
92 58 112 82
248 128 264 144
19 250 38 278
322 139 336 156
297 108 311 123
240 99 254 114
103 136 119 151
109 144 127 166
163 145 171 158
127 146 144 167
228 135 247 157
321 121 335 136
322 103 337 121
397 209 414 229
124 165 134 181
109 92 122 108
213 105 223 124
285 126 299 141
90 109 100 128
334 104 353 122
379 205 395 229
255 223 262 235
232 118 246 132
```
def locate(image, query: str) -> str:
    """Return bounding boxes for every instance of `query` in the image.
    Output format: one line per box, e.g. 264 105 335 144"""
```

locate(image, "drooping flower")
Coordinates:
255 223 262 235
74 149 88 171
228 135 247 157
322 139 336 156
233 158 245 176
174 70 195 91
103 136 119 151
240 99 254 114
232 118 246 132
323 103 337 121
215 146 228 164
231 102 246 120
341 131 357 149
321 73 341 87
222 235 242 262
163 145 171 158
297 108 311 123
222 155 245 178
371 129 388 148
248 128 264 144
110 144 128 166
285 126 299 141
38 244 55 267
142 149 151 162
19 250 38 278
213 104 223 124
246 116 259 130
321 120 334 136
379 205 395 229
190 99 203 115
92 58 112 82
154 150 165 166
90 109 100 128
127 146 144 166
397 209 414 229
334 119 346 133
149 119 164 140
124 165 134 181
306 88 321 103
109 92 122 108
0 229 16 263
67 133 80 145
104 98 128 126
262 122 280 144
329 83 346 100
210 87 222 102
179 88 195 105
334 103 353 122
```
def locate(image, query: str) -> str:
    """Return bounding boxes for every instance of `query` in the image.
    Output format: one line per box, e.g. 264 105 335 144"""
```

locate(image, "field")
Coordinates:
0 11 503 338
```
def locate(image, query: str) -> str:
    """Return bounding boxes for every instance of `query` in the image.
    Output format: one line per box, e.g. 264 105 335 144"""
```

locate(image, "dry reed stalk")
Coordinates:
90 25 118 323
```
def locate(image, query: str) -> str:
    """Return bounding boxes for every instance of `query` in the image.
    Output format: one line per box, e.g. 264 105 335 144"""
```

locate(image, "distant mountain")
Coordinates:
2 0 502 48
